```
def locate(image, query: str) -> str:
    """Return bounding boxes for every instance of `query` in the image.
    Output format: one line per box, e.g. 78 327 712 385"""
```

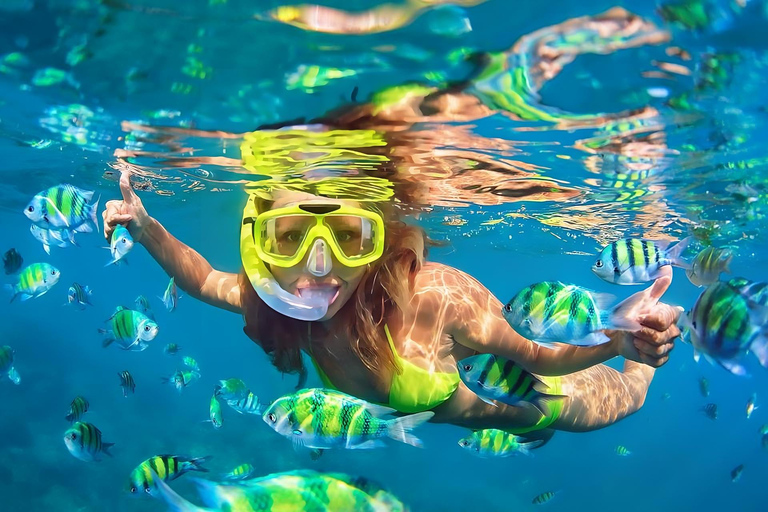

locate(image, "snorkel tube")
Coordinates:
240 195 329 321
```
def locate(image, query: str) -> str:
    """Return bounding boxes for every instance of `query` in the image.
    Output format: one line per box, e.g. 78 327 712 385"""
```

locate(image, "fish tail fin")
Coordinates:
750 331 768 369
88 196 100 232
603 291 646 333
188 455 213 472
99 329 115 348
517 439 544 456
666 236 692 270
151 470 210 512
102 442 115 457
386 411 434 448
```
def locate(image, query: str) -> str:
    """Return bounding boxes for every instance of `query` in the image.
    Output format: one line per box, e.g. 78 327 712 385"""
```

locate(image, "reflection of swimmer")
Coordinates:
103 172 681 437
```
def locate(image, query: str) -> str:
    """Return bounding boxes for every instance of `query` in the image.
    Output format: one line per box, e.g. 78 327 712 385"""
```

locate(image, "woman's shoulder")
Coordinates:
414 262 484 290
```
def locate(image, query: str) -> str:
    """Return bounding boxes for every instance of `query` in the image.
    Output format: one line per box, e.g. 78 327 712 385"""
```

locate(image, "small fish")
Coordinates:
227 391 263 415
182 356 199 371
5 263 60 302
134 295 154 319
163 343 181 356
3 248 22 274
118 371 136 397
686 247 733 286
67 282 93 309
7 367 20 385
729 277 768 308
698 377 710 397
661 392 672 401
502 281 644 346
24 184 99 232
263 388 434 450
679 282 768 376
126 455 211 496
106 224 133 266
162 370 200 393
208 393 223 429
458 429 540 458
65 396 89 423
29 224 68 254
100 307 159 351
223 463 256 480
457 354 566 413
0 346 20 386
746 393 757 419
731 464 744 482
702 403 718 420
215 378 248 401
63 422 114 462
615 445 631 456
161 277 178 312
592 238 691 285
532 491 556 505
759 424 768 435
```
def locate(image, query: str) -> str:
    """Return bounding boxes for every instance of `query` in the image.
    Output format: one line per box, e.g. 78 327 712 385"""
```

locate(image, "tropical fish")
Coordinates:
5 263 60 302
65 396 89 423
661 392 671 401
457 429 540 458
263 388 434 450
106 224 133 266
728 277 768 307
29 224 68 254
698 377 710 397
7 367 20 385
532 491 556 505
24 184 99 232
592 238 691 285
746 394 757 419
208 393 223 429
127 455 211 496
162 277 178 312
223 463 256 481
615 445 631 456
731 464 744 482
183 356 199 371
0 346 20 386
100 307 159 351
3 248 22 274
63 422 114 462
215 378 248 401
759 424 768 435
502 281 643 346
164 343 181 356
67 282 93 309
702 403 718 420
135 295 154 319
163 370 200 392
457 353 565 413
119 370 136 397
679 282 768 376
227 391 263 415
686 247 732 286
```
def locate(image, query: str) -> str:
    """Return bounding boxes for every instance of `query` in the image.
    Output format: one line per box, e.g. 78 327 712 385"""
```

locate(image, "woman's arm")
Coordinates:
103 171 242 314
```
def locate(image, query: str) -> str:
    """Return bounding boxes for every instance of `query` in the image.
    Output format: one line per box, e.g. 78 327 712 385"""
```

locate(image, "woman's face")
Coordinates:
267 192 370 321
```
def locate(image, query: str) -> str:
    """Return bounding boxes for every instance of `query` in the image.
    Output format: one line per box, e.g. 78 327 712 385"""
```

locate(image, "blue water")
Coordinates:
2 0 768 510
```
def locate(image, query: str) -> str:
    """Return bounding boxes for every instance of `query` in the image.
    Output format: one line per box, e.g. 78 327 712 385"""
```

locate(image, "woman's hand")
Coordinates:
103 171 151 244
608 270 683 368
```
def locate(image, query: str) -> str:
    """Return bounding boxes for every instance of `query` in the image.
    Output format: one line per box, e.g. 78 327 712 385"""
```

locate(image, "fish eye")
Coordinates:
144 488 152 494
144 325 150 331
459 440 469 447
129 487 136 493
121 239 127 244
595 260 603 268
463 364 472 372
267 413 276 423
70 433 77 440
51 270 57 275
503 303 512 312
27 206 34 212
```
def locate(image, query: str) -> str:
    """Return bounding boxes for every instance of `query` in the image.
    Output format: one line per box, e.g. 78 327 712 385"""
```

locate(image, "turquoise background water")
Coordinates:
2 0 768 510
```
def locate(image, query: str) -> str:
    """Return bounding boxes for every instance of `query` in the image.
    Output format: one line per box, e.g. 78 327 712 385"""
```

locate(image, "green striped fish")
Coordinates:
592 238 691 285
135 295 154 319
729 277 768 307
227 391 262 415
162 370 200 392
162 277 178 312
208 393 223 429
63 422 114 462
164 343 181 356
503 281 643 345
457 354 566 413
100 306 158 351
0 346 19 386
126 454 211 496
67 282 93 309
65 396 89 423
118 370 136 396
263 388 434 450
686 246 733 286
215 378 248 401
223 463 255 481
615 445 631 456
532 491 556 505
458 429 540 457
106 224 134 266
24 184 99 232
183 356 199 371
6 263 60 302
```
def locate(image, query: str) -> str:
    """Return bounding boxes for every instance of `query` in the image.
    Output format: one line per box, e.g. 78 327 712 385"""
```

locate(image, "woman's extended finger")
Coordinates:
119 170 139 205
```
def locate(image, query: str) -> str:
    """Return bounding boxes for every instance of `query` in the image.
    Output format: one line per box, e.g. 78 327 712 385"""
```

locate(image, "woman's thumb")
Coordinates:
119 171 138 204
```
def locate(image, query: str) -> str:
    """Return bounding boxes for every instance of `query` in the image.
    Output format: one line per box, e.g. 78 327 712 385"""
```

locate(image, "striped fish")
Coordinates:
457 354 566 414
3 248 22 275
5 263 60 302
24 184 99 232
592 238 691 285
134 295 154 319
162 370 200 392
100 307 159 351
118 370 136 397
208 393 223 429
263 388 434 450
106 224 133 266
686 247 732 286
162 277 178 312
227 391 263 415
502 281 643 346
63 422 114 461
183 356 199 371
164 343 181 355
29 224 68 254
701 403 718 420
532 491 556 505
728 277 768 307
215 378 248 401
458 429 540 458
615 445 631 456
126 454 211 496
65 396 89 423
67 282 93 309
679 282 768 376
223 463 255 480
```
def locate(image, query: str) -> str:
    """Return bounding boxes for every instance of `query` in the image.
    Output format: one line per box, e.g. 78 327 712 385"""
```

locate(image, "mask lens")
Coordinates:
325 215 375 259
262 215 313 258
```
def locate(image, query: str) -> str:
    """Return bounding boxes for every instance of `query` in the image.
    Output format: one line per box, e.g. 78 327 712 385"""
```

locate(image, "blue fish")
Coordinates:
107 225 133 266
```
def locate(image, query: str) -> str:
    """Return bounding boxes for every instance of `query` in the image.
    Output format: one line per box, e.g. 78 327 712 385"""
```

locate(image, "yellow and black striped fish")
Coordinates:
532 491 556 505
67 282 93 309
222 463 255 480
126 454 211 495
226 391 263 415
23 184 99 232
65 396 89 423
592 238 691 284
118 371 136 397
63 421 114 462
6 263 60 302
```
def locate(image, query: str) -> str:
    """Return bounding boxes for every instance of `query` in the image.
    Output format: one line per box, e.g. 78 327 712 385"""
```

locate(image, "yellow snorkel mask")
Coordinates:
240 194 386 320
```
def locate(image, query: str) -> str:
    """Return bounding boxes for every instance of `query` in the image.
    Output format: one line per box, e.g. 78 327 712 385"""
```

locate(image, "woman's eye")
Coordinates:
279 231 302 243
336 231 354 242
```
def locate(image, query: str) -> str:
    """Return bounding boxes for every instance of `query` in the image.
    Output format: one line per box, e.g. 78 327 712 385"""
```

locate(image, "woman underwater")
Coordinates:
103 8 682 439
